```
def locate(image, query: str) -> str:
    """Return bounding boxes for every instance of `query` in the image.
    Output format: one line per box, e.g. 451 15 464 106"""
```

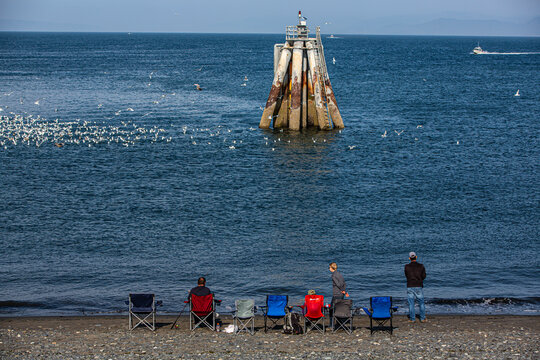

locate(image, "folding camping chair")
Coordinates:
186 293 220 331
263 295 288 332
302 294 325 334
362 296 398 335
128 293 162 331
233 299 255 335
332 298 353 334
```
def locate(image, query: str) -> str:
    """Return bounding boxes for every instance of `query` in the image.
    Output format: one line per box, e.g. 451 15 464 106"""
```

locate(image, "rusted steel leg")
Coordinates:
307 69 318 127
260 45 292 129
274 73 289 128
325 79 344 129
306 41 331 130
289 41 303 131
301 53 308 130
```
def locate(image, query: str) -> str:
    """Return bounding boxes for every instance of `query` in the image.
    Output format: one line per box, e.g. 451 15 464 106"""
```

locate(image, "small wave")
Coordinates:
0 300 45 308
430 297 540 306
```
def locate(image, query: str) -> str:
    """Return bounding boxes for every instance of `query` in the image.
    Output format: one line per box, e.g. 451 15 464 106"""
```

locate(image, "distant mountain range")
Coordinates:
383 17 540 36
0 19 94 32
1 16 539 36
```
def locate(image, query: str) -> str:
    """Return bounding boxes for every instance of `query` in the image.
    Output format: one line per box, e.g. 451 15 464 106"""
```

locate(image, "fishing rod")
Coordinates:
170 301 189 329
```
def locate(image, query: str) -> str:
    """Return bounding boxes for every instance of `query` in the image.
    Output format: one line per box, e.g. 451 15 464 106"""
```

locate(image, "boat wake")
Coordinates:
472 51 540 55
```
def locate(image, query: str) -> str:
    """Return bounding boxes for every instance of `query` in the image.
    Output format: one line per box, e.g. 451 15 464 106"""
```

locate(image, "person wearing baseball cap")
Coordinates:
404 252 427 322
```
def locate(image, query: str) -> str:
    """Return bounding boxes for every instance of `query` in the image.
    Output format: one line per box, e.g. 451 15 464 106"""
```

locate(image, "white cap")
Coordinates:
409 252 417 258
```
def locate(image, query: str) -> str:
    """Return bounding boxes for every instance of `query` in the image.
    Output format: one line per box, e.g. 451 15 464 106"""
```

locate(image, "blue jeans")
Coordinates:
407 287 425 321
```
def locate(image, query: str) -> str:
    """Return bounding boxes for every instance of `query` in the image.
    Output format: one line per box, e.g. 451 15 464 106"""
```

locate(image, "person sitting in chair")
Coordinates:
299 290 317 314
187 277 221 329
188 277 211 298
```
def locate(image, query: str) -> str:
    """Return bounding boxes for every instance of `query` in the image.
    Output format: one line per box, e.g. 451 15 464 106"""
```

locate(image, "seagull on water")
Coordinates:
514 89 520 97
381 130 387 138
194 83 202 91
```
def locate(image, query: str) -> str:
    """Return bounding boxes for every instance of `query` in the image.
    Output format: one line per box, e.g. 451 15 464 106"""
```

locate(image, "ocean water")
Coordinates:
0 33 539 316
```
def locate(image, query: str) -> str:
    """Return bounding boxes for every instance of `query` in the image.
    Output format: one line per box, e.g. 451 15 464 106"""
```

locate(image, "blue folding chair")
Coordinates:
128 294 162 331
263 295 288 332
362 296 398 335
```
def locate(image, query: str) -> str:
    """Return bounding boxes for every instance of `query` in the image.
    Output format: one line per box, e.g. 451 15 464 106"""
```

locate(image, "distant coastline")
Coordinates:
1 16 539 37
0 30 540 38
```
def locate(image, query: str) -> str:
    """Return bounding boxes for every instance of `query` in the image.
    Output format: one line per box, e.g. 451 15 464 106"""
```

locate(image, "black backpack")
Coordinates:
283 312 293 334
283 312 304 335
290 313 303 334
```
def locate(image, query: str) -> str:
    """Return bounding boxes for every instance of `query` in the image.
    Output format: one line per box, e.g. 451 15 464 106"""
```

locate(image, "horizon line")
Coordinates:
1 30 539 38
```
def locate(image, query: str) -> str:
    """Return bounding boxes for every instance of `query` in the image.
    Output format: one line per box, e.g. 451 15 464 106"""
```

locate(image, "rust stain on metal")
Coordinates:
324 79 338 105
265 81 282 108
290 76 301 109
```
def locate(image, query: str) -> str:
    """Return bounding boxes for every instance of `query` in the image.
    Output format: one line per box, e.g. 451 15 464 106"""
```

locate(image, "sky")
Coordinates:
1 0 539 35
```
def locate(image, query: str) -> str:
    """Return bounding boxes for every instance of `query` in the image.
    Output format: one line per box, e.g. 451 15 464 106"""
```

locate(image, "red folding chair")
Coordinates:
186 293 217 331
302 295 325 334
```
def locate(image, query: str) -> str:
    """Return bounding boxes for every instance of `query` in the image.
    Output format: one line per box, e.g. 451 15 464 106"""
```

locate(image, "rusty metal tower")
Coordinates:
259 11 344 131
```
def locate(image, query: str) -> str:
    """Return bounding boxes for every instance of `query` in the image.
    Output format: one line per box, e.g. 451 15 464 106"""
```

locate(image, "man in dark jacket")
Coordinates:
188 277 211 298
404 252 426 322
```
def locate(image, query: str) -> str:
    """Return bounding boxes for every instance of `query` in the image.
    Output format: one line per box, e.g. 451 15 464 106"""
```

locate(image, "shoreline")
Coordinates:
1 315 538 359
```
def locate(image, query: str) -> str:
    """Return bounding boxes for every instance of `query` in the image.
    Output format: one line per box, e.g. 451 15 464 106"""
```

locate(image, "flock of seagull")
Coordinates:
0 66 467 151
0 113 170 150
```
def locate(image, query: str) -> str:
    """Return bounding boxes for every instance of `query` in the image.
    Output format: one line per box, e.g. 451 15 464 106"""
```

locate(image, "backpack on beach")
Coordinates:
283 312 303 335
290 313 303 334
283 313 293 334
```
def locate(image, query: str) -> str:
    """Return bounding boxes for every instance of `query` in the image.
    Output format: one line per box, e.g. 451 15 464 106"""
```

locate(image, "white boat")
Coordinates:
472 44 488 55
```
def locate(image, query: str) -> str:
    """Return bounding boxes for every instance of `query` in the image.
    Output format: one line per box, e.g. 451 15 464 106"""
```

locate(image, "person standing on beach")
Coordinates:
405 252 427 322
329 262 349 326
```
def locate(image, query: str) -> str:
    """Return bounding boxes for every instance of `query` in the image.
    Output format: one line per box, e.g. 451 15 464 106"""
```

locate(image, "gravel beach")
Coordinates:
1 315 538 359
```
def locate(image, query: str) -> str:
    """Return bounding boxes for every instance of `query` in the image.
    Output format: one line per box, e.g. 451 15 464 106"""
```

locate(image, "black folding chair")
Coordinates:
332 299 353 334
128 293 162 331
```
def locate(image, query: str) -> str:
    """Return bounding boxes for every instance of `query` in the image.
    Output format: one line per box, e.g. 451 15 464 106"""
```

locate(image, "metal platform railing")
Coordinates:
286 25 311 40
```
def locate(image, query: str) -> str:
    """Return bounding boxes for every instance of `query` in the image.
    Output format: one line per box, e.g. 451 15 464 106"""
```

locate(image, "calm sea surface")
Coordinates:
0 33 539 316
